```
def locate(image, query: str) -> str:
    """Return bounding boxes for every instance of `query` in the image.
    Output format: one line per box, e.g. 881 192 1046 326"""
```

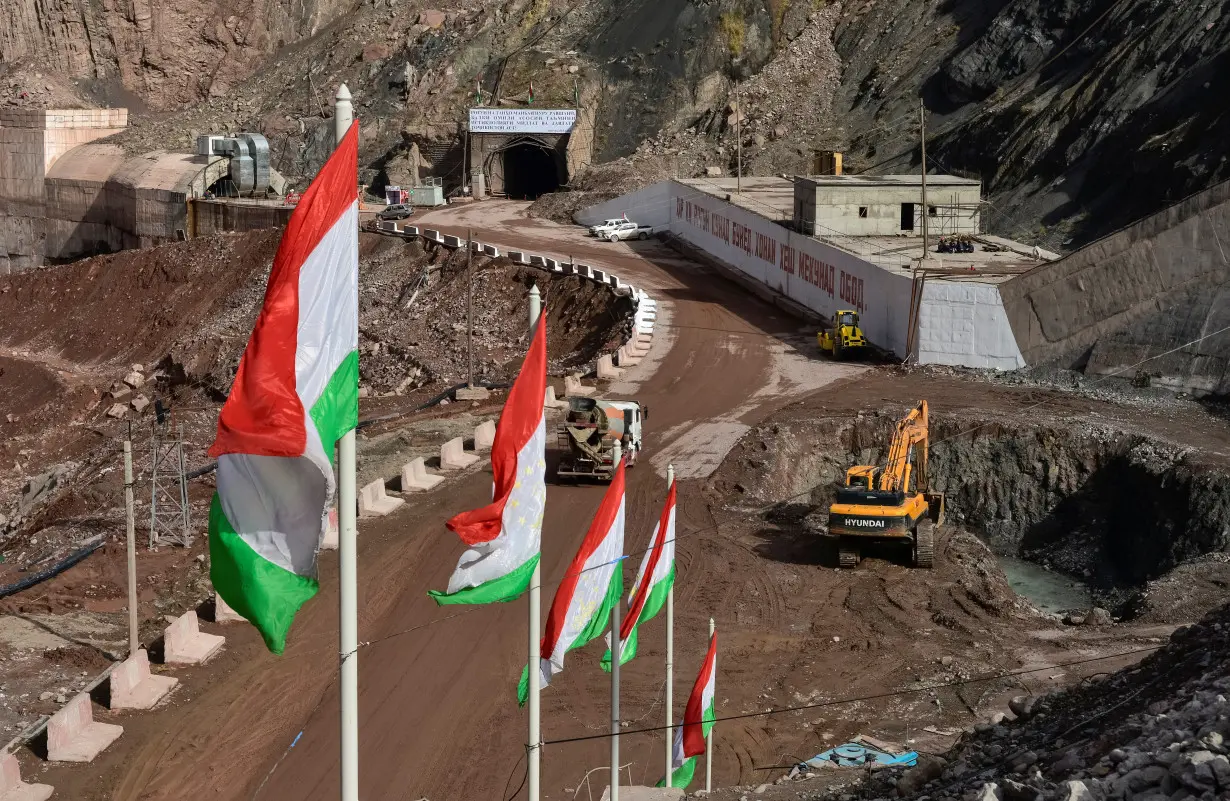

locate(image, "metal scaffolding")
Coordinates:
148 421 192 548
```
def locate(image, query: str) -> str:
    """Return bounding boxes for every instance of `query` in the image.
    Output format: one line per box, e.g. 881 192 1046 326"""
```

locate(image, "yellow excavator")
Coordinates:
817 310 867 359
826 400 945 568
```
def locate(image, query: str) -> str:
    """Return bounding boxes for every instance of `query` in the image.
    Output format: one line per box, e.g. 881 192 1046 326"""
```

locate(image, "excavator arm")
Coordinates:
877 401 929 493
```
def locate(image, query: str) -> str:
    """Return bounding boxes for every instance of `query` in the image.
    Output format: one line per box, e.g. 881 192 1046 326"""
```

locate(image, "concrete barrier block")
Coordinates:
617 346 642 367
509 250 527 263
529 254 546 267
404 225 419 237
214 592 246 624
440 437 479 470
320 507 338 550
552 263 565 273
47 692 123 763
593 269 607 283
110 648 178 710
359 479 404 517
483 244 499 257
584 266 597 279
378 220 395 233
0 751 53 800
564 374 597 397
609 275 621 288
424 228 444 242
474 420 496 452
543 386 569 409
569 263 584 275
164 610 225 665
401 458 444 491
470 239 482 252
596 354 623 380
544 258 558 270
442 234 462 248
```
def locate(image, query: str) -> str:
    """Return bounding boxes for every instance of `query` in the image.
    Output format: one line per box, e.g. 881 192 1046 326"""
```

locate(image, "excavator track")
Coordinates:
838 546 860 569
914 520 935 569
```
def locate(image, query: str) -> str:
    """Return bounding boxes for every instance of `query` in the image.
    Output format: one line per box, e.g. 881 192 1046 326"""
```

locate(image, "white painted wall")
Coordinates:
574 181 672 228
576 180 1027 369
917 281 1025 369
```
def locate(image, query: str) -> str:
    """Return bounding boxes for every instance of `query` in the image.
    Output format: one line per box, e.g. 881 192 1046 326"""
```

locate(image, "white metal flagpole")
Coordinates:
664 463 675 785
528 284 542 801
335 82 359 801
706 617 715 794
610 592 621 801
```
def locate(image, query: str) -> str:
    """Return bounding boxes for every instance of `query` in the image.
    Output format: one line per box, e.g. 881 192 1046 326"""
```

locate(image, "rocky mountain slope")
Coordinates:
4 0 1227 251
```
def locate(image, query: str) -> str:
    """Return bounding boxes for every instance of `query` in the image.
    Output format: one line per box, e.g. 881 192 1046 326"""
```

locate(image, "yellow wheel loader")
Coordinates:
817 310 868 359
826 400 945 568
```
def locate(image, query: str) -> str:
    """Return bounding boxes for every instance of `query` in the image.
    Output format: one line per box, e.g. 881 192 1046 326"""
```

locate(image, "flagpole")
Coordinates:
705 617 715 794
610 588 621 801
335 82 360 801
664 464 674 785
528 284 542 801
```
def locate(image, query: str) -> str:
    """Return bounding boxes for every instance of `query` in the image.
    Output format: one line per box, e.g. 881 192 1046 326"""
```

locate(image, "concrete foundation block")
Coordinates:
596 354 623 380
1 751 53 801
440 437 479 470
543 386 569 409
474 420 497 452
599 786 683 801
564 374 597 397
110 648 178 710
213 592 246 624
359 479 404 517
47 693 122 763
320 507 338 550
401 458 444 491
164 610 225 665
455 386 490 401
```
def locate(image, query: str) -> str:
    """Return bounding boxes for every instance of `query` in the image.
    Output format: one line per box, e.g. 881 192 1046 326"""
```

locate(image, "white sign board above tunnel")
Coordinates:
468 108 577 134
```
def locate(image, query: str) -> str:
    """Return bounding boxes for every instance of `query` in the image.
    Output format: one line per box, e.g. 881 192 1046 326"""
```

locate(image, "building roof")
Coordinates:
796 174 981 189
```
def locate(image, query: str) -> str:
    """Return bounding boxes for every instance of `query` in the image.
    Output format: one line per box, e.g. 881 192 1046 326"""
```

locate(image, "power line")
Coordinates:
539 645 1163 746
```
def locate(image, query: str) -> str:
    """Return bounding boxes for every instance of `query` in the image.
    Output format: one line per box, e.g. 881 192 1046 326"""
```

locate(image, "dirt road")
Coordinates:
35 202 866 799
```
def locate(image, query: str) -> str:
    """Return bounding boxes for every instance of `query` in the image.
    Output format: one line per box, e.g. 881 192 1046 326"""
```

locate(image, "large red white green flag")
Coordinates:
518 459 626 705
602 477 676 670
660 628 717 788
430 316 547 605
207 124 360 654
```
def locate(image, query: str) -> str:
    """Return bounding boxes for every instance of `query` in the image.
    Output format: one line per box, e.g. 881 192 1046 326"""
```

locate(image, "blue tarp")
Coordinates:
802 742 918 769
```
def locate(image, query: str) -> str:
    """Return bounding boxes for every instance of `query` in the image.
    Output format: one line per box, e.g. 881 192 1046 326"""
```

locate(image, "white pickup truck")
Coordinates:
601 221 660 242
588 218 626 237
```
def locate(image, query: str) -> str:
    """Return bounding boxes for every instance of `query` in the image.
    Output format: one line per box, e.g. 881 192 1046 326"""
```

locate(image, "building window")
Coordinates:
858 207 868 218
928 205 937 217
900 203 915 231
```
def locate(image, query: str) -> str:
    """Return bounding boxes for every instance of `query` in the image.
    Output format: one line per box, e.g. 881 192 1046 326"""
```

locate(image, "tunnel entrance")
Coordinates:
501 140 564 200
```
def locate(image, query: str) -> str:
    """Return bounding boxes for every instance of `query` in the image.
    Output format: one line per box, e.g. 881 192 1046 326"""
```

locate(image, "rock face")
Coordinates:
0 0 355 109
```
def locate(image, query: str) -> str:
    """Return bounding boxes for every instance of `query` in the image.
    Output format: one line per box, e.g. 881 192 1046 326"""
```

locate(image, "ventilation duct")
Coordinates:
195 133 272 194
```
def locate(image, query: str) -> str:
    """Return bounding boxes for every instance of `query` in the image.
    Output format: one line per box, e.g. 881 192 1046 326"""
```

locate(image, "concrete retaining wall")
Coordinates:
999 179 1230 369
579 181 1024 367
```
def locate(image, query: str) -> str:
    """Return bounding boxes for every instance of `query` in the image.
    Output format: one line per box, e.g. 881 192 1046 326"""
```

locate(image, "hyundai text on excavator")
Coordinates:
817 309 867 359
826 400 945 568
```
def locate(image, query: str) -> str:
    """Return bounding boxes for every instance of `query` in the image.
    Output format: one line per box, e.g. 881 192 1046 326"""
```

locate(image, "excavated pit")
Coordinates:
713 410 1230 622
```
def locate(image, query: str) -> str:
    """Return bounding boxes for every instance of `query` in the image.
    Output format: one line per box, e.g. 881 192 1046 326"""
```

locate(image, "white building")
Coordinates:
792 174 982 238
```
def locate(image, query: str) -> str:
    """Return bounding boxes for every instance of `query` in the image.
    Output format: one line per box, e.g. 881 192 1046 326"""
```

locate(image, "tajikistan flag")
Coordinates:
207 123 360 654
430 314 547 605
517 459 626 705
601 476 677 670
660 627 718 789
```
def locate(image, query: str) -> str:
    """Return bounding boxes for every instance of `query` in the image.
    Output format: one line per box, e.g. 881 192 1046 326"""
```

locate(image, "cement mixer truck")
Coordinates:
556 398 647 481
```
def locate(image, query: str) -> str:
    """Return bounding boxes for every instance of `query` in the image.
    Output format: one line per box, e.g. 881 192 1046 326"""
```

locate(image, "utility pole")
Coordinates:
527 283 542 801
920 99 929 259
123 428 138 658
467 227 475 388
735 78 743 194
664 463 675 784
334 82 360 801
609 581 622 801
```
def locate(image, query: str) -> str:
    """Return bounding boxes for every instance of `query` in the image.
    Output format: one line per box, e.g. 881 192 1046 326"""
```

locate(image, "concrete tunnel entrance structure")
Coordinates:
467 108 581 199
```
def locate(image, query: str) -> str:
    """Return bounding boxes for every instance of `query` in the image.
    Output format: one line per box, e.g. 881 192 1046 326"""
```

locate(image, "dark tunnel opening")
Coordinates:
502 141 563 200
